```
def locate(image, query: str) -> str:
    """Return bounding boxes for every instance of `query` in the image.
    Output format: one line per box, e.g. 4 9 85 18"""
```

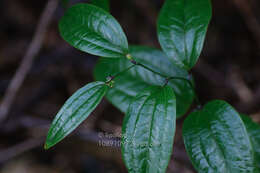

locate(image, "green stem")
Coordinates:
137 63 168 78
130 58 201 106
131 59 190 85
114 64 136 78
106 64 136 84
106 53 201 107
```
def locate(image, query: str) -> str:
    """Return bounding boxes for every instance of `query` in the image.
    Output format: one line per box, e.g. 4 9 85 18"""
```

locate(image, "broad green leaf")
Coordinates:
157 0 212 70
121 86 176 173
94 46 194 118
45 81 108 149
102 73 150 113
91 0 110 12
183 100 259 173
59 3 128 58
241 114 260 169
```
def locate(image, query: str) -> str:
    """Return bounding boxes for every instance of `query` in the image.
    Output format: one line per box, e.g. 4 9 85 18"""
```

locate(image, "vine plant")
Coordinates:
45 0 260 172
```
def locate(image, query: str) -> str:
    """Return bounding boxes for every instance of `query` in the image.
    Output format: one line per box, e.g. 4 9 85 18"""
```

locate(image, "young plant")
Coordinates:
45 0 260 172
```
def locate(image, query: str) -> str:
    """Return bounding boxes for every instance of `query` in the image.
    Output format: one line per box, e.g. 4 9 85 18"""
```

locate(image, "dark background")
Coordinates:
0 0 260 172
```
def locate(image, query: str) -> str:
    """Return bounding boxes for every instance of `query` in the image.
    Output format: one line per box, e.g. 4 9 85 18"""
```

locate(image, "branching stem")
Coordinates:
106 64 136 84
105 54 201 106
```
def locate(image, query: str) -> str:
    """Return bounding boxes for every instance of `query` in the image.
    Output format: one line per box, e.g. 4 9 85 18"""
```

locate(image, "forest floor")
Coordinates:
0 0 260 172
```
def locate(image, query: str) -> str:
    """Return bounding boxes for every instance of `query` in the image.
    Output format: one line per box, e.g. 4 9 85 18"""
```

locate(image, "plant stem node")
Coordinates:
126 54 133 60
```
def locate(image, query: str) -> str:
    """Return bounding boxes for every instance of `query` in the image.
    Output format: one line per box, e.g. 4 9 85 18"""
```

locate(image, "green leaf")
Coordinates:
91 0 110 12
121 85 176 173
103 73 150 113
157 0 212 70
45 81 108 149
183 100 259 173
59 3 128 58
241 114 260 169
94 46 194 118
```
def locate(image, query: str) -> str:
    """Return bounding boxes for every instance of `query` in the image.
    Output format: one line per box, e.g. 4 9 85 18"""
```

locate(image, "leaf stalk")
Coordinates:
130 56 201 106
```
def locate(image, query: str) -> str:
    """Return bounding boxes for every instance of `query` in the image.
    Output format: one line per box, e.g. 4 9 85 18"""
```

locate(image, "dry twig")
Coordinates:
0 137 44 163
227 66 254 104
231 0 260 48
0 0 59 122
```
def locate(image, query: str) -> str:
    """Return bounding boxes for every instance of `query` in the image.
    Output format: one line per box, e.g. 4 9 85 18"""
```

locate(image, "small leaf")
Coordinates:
91 0 110 12
121 85 176 173
94 46 194 118
59 3 128 58
241 114 260 169
45 81 108 149
183 100 259 173
157 0 212 70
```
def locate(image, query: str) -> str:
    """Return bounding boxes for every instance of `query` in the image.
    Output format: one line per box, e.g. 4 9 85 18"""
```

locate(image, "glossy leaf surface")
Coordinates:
157 0 212 70
183 100 258 173
59 3 128 58
241 114 260 168
45 81 108 149
121 86 176 173
91 0 110 12
94 46 194 117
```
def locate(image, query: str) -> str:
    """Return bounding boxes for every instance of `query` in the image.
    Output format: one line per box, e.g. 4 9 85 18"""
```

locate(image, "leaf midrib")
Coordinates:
49 84 105 142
